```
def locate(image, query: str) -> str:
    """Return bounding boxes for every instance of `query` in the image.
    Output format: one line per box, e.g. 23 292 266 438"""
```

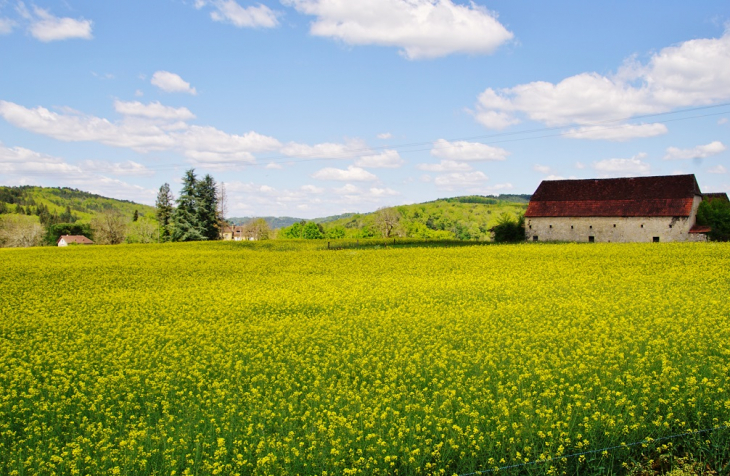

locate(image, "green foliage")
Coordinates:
302 221 325 239
280 221 325 239
195 174 220 241
325 226 345 239
696 198 730 241
319 198 527 241
45 223 93 245
491 213 526 243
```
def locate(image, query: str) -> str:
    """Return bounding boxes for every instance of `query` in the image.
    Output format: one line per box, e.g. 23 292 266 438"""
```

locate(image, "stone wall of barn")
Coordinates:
525 196 706 243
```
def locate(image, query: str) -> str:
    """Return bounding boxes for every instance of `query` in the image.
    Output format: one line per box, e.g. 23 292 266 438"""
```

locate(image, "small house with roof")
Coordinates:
525 174 710 243
57 235 94 246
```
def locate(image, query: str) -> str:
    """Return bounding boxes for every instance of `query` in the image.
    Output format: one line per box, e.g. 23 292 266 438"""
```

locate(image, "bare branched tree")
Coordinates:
217 182 228 237
91 209 128 245
242 218 271 241
0 215 44 248
374 207 401 238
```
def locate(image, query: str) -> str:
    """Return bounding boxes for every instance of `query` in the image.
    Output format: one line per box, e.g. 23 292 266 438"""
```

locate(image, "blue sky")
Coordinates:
1 0 729 218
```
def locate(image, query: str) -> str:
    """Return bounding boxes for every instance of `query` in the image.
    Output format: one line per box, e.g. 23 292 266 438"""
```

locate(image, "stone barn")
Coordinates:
524 174 709 243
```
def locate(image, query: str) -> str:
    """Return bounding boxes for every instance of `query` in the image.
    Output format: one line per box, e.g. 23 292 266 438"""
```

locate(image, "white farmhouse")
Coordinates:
57 235 94 246
525 174 711 243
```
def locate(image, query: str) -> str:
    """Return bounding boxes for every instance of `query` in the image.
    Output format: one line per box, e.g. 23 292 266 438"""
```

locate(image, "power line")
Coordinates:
4 103 730 176
117 106 730 173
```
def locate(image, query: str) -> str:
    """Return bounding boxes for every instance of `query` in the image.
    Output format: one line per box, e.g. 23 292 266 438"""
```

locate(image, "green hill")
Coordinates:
229 213 357 229
279 195 529 241
0 185 156 225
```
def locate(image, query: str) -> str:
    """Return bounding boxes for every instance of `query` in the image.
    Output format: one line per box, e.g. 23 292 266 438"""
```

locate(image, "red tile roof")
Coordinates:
689 225 712 234
526 175 702 218
58 235 94 245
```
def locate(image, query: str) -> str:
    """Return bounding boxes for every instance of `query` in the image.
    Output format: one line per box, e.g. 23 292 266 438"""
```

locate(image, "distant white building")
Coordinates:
57 235 94 246
525 174 712 243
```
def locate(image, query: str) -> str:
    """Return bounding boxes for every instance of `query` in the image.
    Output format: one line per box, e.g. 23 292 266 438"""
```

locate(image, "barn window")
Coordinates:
529 225 532 229
613 224 616 228
588 236 595 243
653 237 660 243
533 236 538 242
668 224 672 229
549 225 552 229
571 225 574 230
589 225 593 229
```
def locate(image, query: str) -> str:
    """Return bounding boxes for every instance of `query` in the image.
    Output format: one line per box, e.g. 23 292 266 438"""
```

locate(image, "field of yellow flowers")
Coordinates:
1 241 729 476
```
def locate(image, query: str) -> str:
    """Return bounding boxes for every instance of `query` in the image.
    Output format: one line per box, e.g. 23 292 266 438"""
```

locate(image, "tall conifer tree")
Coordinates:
155 183 174 241
172 169 204 242
196 174 219 241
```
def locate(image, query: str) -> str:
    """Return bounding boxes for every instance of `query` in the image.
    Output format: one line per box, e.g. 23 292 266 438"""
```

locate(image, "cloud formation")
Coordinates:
564 123 668 141
114 100 196 121
0 142 156 202
0 17 15 35
663 141 726 160
431 139 509 161
283 0 512 59
475 30 730 133
0 100 281 166
417 160 471 172
355 150 404 168
311 165 377 181
17 3 93 42
592 153 651 176
195 0 279 28
151 71 198 95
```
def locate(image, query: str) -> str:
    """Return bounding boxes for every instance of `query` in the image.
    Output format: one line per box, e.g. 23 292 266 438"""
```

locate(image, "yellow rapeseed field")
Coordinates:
0 241 729 476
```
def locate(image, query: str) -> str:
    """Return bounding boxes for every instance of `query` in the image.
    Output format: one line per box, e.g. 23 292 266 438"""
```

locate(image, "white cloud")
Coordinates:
0 142 155 203
433 171 489 189
431 139 509 161
312 165 377 181
575 161 585 169
708 165 727 174
0 100 281 166
475 30 730 131
663 141 726 160
417 160 471 172
377 132 392 139
533 164 552 174
151 71 197 95
265 162 283 169
355 149 404 168
592 153 651 176
544 175 567 181
78 160 154 176
718 118 728 125
20 4 93 42
283 0 513 60
280 139 367 159
0 17 15 35
197 0 279 28
114 100 195 121
565 123 668 141
0 100 176 151
301 184 324 194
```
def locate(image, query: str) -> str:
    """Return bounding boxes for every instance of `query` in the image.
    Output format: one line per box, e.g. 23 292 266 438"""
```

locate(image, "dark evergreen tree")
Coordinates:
171 169 204 242
195 174 219 241
155 183 174 242
132 209 139 222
